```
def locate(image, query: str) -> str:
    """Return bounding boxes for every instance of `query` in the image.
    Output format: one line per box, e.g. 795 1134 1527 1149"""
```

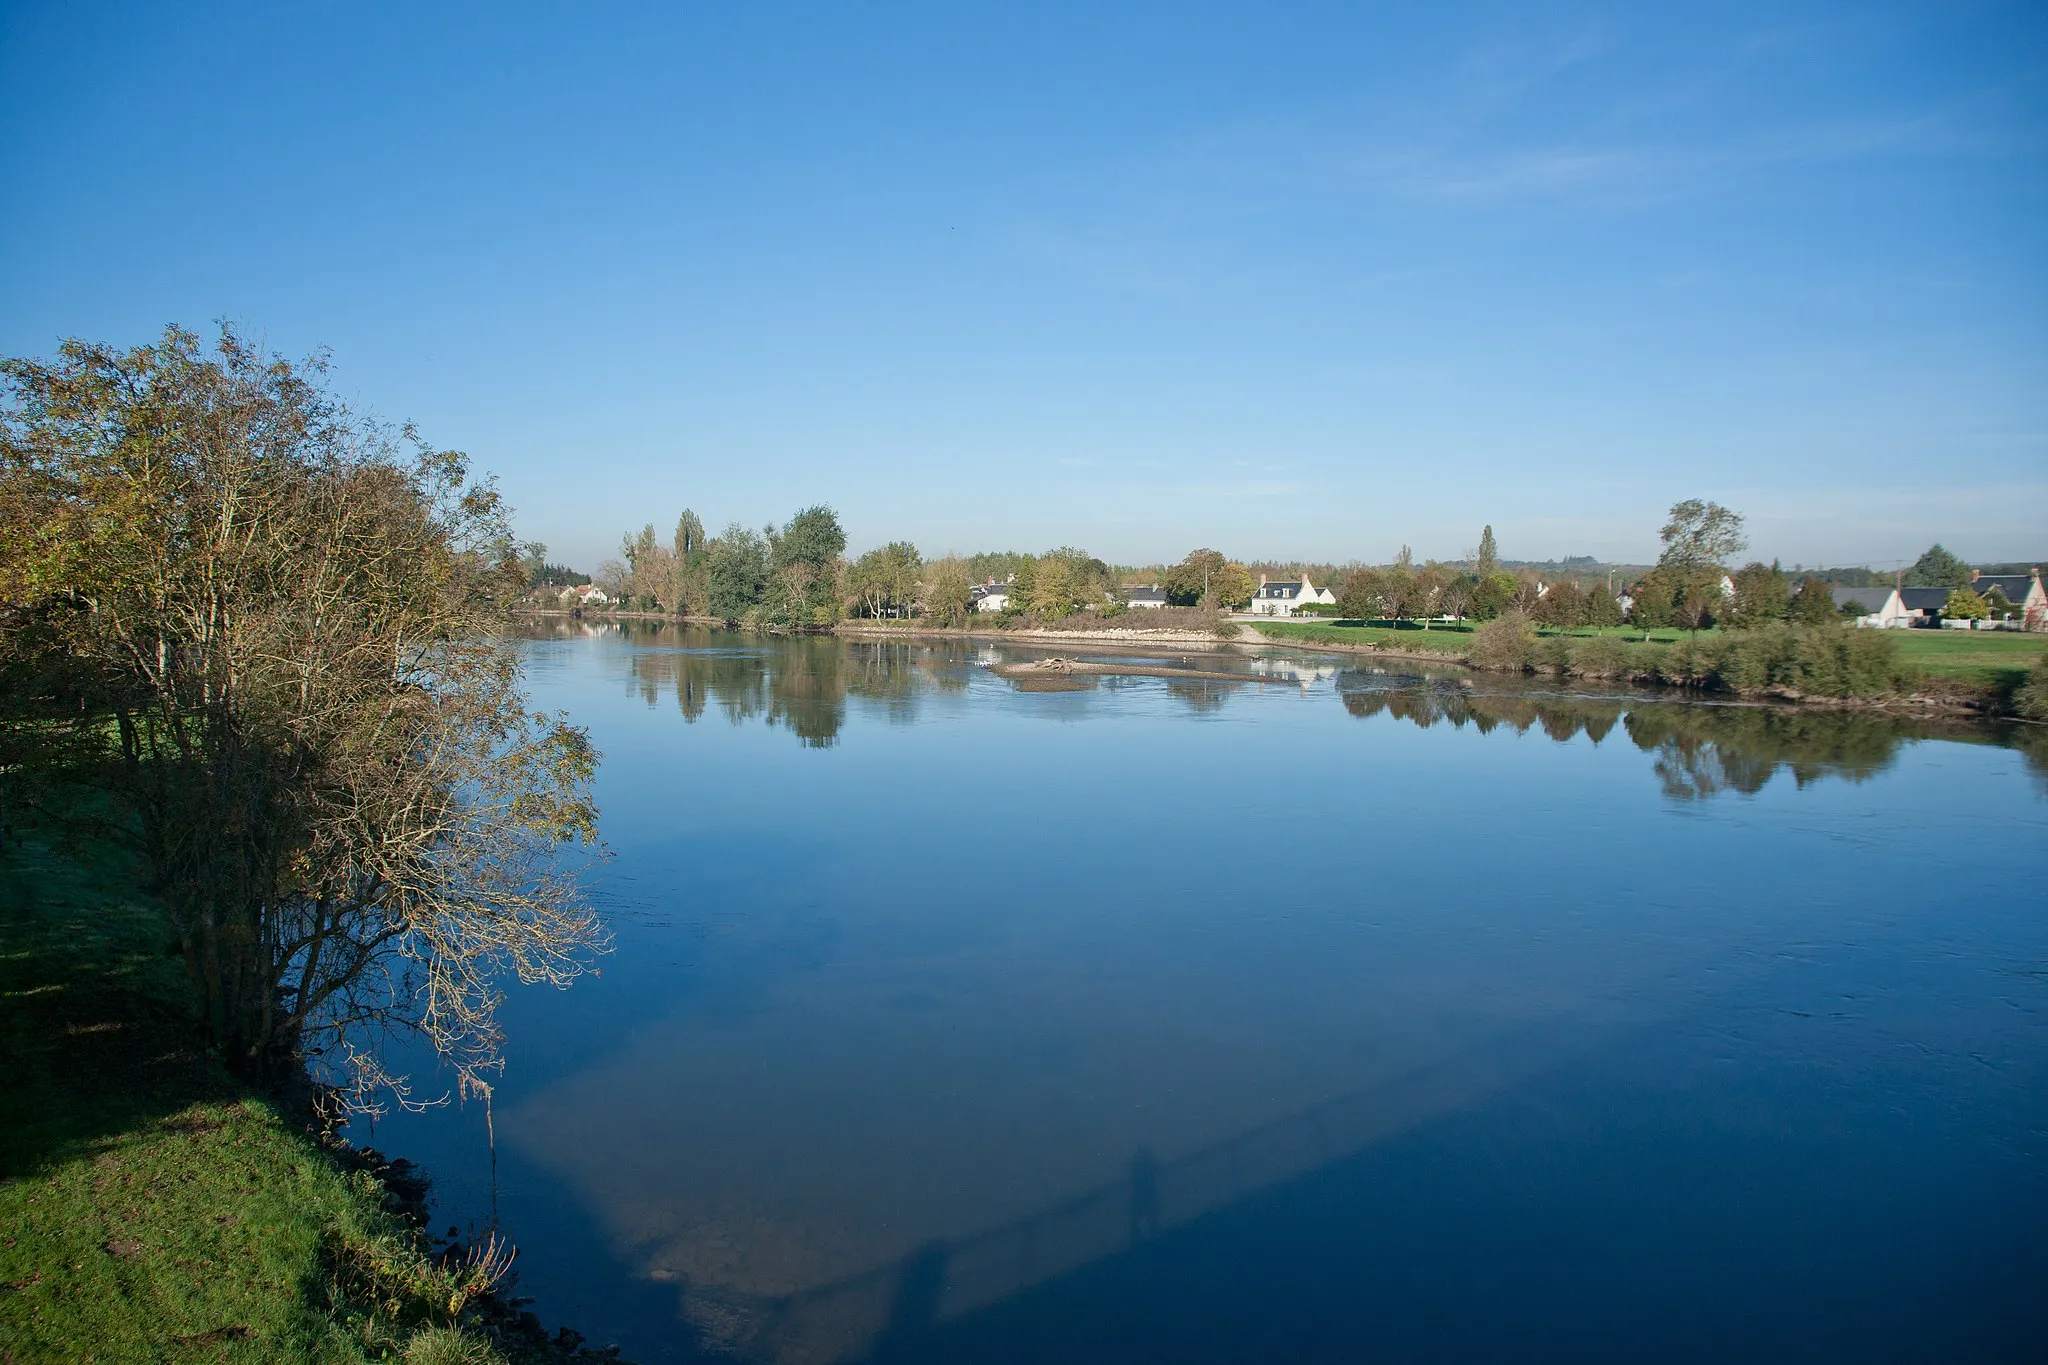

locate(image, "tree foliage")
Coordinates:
1029 557 1080 619
0 326 605 1099
1475 525 1498 578
1943 586 1988 620
767 504 846 624
919 555 974 626
1905 543 1970 589
1658 499 1747 570
1790 577 1838 625
1725 561 1789 629
845 541 921 619
707 524 768 619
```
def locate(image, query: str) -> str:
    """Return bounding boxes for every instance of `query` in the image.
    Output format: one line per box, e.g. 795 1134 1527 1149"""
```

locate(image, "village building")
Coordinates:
1124 585 1169 609
1828 569 2047 629
1247 573 1337 617
971 581 1013 613
1964 569 2047 626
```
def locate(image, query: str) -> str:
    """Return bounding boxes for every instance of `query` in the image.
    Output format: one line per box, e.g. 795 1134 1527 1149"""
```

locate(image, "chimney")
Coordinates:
1258 573 1267 586
1971 569 1980 582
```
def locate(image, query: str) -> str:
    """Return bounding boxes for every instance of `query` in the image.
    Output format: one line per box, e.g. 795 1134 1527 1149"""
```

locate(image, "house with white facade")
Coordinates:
1966 569 2047 628
1124 585 1169 609
559 583 609 609
972 581 1013 613
1829 584 1910 628
1247 574 1337 617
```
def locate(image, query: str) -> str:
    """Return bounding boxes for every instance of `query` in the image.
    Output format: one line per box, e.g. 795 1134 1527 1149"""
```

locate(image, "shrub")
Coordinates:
1569 634 1631 679
404 1326 507 1365
1536 634 1574 675
1214 621 1242 639
1468 611 1535 672
2010 653 2048 720
1625 641 1669 680
1641 623 1905 698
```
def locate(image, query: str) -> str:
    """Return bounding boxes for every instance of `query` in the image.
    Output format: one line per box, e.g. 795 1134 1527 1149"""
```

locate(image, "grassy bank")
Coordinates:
1253 618 2045 706
1889 629 2044 688
1246 620 1479 655
0 828 585 1364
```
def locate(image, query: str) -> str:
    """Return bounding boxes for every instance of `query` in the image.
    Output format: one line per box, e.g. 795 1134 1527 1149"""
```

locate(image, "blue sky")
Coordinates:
3 1 2043 570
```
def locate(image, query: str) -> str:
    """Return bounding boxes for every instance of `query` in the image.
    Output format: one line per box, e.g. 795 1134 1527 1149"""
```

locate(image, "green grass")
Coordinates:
1248 620 1707 652
0 826 516 1364
1888 629 2047 689
1245 620 1477 655
1252 618 2047 697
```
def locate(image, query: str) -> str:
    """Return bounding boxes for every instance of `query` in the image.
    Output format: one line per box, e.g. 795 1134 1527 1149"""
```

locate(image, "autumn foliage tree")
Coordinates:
0 326 606 1101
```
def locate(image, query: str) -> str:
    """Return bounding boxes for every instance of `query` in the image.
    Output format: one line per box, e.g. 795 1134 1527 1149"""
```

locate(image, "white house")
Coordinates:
1247 574 1337 617
1966 569 2047 629
972 580 1013 612
559 583 609 609
1829 584 1913 628
1124 585 1169 609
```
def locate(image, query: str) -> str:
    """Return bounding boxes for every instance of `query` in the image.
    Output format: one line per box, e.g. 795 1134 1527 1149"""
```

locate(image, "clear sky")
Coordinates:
3 1 2043 571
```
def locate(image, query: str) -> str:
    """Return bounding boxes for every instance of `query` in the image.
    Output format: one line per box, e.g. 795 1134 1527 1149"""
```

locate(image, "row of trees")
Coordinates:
561 498 2022 635
589 505 850 625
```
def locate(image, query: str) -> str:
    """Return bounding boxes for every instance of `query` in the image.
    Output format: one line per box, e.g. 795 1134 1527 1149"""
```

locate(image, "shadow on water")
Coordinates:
733 991 2045 1365
743 1016 1615 1363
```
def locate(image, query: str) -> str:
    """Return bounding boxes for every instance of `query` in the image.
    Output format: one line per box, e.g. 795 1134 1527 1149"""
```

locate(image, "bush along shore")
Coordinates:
1248 616 2046 717
1454 612 2048 712
0 823 628 1365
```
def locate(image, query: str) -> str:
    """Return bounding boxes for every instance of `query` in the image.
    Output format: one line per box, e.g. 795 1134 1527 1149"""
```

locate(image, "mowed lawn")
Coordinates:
1245 620 1476 655
1890 629 2047 688
1252 617 2045 693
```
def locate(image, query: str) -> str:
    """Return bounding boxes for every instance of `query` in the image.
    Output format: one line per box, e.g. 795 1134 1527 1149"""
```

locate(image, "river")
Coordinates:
360 621 2048 1363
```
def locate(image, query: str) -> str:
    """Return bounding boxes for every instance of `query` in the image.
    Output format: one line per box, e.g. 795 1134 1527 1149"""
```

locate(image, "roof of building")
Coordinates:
1969 573 2036 601
1897 587 1954 611
1125 585 1168 602
1256 581 1305 598
1830 585 1892 611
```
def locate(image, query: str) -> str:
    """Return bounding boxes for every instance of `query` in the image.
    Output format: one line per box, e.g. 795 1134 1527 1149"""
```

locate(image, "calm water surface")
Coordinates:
365 623 2048 1363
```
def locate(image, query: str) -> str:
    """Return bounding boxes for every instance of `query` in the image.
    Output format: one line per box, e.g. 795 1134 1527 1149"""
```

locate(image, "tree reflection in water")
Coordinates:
1336 671 2028 801
610 627 918 748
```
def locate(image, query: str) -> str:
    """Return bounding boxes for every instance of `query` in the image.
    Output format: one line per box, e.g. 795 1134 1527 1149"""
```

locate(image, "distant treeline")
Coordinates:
533 502 2032 634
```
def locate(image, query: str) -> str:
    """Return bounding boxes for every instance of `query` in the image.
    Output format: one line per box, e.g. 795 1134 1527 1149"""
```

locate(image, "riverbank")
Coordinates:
840 617 2039 717
0 825 623 1364
518 609 2043 717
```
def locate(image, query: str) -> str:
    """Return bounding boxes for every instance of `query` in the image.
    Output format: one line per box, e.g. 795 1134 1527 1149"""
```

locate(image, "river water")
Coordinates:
363 622 2048 1363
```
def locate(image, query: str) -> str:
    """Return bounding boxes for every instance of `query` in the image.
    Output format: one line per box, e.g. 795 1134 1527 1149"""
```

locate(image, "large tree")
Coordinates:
1904 543 1971 589
767 505 847 624
845 541 921 619
706 524 769 618
1164 549 1227 606
1658 499 1747 571
920 555 975 626
1790 577 1838 625
0 326 604 1097
1475 525 1499 577
1336 568 1384 621
1725 561 1789 629
1029 557 1080 619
